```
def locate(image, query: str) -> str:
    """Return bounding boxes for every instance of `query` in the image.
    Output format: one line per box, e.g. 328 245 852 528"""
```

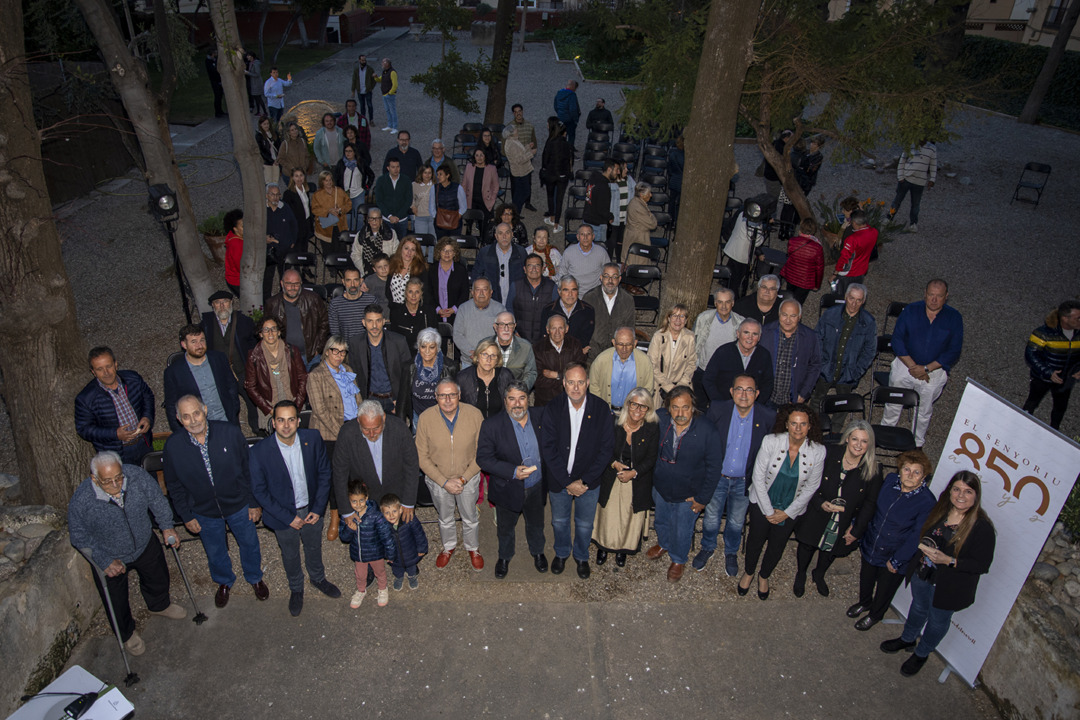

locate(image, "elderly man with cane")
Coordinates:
68 451 187 657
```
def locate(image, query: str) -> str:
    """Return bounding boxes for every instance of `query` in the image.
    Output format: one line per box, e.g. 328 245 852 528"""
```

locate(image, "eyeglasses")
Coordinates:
659 423 687 464
436 393 460 400
96 473 125 487
614 342 635 348
282 281 302 288
478 352 500 360
494 322 516 328
628 401 649 411
601 274 620 281
670 313 687 320
327 348 347 356
500 265 506 277
261 327 280 334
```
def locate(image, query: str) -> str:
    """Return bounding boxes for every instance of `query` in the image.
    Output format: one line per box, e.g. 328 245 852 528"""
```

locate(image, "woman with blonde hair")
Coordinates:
310 170 351 254
456 338 514 419
647 304 695 406
592 387 660 567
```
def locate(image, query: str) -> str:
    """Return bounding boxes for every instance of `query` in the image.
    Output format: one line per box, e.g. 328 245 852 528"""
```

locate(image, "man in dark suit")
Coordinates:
163 396 266 609
164 324 240 432
332 399 420 526
704 318 774 406
74 346 155 465
250 400 341 617
697 374 776 577
539 364 615 579
346 304 411 414
759 299 823 409
540 277 596 356
202 291 258 433
477 380 547 579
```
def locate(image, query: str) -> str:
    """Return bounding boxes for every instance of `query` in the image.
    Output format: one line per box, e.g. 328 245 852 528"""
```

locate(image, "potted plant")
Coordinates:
198 211 228 265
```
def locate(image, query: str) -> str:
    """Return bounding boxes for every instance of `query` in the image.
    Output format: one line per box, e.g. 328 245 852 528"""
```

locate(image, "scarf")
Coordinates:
415 351 444 383
536 246 557 277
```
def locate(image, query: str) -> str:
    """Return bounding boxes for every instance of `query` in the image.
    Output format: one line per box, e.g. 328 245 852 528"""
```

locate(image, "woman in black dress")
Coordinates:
457 338 513 419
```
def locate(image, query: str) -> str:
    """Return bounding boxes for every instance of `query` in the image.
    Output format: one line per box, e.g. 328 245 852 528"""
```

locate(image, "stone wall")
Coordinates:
0 507 97 718
979 523 1080 720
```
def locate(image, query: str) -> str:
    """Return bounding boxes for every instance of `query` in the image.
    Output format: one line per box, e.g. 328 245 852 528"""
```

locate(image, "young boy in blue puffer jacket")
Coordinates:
380 493 429 591
339 480 396 608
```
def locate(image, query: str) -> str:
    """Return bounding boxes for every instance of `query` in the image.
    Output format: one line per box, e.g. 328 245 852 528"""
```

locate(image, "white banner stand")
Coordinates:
889 379 1080 687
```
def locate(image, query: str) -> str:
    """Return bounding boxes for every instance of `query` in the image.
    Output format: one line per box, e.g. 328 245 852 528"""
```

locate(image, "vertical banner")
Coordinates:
891 379 1080 687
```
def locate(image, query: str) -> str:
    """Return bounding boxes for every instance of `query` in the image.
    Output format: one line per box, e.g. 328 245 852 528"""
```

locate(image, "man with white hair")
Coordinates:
202 290 258 433
428 138 460 183
68 451 186 657
692 287 744 407
503 123 537 215
759 298 823 409
485 311 537 390
812 283 876 409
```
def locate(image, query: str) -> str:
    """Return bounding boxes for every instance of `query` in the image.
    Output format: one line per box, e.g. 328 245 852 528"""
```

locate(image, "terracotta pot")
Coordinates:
204 233 227 265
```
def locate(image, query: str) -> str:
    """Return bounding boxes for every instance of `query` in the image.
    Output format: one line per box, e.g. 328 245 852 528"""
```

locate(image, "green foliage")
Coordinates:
957 35 1080 131
198 212 227 235
416 0 474 36
148 6 199 87
476 2 495 16
411 48 484 116
22 0 95 58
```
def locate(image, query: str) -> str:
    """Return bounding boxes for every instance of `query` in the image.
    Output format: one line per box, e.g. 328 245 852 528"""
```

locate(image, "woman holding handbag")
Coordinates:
429 165 467 239
310 170 351 255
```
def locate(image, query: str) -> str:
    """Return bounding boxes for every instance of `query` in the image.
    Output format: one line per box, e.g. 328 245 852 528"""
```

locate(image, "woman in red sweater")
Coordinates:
223 208 244 297
779 217 824 305
830 209 878 295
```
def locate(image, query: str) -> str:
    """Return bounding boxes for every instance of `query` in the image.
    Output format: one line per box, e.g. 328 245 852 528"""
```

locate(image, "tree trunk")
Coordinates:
74 0 217 314
208 0 268 314
755 128 811 222
257 0 270 61
313 9 331 48
484 0 516 125
297 11 311 48
273 9 303 64
663 0 761 318
153 0 178 106
0 2 92 506
517 2 527 52
1019 0 1080 124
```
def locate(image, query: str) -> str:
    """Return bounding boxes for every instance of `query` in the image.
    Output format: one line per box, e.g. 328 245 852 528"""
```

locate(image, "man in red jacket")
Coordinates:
830 210 877 295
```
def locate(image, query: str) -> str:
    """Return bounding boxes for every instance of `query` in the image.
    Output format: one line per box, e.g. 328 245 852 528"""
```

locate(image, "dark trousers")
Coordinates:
91 538 171 642
794 541 837 578
545 180 568 225
241 383 262 435
263 259 283 301
858 557 906 621
691 368 711 413
511 173 532 215
743 504 796 579
390 562 419 579
890 180 925 225
211 81 225 117
119 439 151 466
835 275 864 297
272 505 327 592
608 224 625 261
357 90 374 119
1023 376 1073 429
727 259 750 298
495 483 546 561
786 285 811 305
324 442 338 510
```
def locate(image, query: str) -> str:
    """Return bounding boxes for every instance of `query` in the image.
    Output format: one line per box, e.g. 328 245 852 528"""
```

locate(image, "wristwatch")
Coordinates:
948 557 957 567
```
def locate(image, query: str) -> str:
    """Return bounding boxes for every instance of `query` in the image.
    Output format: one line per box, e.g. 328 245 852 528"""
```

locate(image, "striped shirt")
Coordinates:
329 293 377 341
897 143 937 186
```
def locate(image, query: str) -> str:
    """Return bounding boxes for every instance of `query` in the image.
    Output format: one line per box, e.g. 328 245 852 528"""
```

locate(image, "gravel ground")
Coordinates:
15 32 1073 718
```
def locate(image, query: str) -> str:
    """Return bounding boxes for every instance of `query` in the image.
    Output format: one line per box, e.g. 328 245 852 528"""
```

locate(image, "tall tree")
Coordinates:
658 0 760 315
0 0 89 506
1019 0 1080 125
208 0 267 313
484 0 516 125
73 0 217 313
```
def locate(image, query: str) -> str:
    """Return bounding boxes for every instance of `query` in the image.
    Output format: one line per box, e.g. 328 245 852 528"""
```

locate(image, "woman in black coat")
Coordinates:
388 277 440 355
883 470 996 677
426 237 471 324
282 168 316 250
792 420 881 598
540 117 573 230
592 387 659 567
457 339 514 419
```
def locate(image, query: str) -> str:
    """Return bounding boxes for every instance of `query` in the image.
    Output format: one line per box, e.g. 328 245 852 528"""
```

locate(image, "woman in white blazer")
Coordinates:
738 403 826 600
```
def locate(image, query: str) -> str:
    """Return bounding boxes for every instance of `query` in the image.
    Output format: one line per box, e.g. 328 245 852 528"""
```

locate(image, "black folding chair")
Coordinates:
868 386 920 468
622 263 662 326
819 393 866 444
1011 162 1051 208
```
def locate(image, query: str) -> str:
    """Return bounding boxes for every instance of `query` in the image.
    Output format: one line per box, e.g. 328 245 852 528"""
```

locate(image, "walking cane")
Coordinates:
77 548 140 687
166 537 208 625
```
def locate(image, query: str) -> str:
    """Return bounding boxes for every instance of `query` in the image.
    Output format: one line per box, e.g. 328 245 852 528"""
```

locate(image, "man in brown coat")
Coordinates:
533 315 586 407
264 269 330 371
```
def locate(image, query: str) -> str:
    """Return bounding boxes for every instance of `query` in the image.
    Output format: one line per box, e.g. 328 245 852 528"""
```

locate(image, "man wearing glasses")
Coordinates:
647 386 723 582
485 311 537 390
697 374 775 577
415 380 486 571
68 451 186 657
583 263 635 363
264 268 330 371
472 223 526 303
540 364 614 579
589 327 654 411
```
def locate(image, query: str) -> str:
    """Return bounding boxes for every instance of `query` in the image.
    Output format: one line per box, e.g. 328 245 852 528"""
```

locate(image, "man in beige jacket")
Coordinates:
415 380 486 571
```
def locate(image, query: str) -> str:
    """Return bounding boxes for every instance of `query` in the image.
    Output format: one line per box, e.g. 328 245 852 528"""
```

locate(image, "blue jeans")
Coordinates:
304 353 322 372
652 488 700 565
549 485 599 562
388 219 409 242
268 106 283 124
383 94 398 129
194 507 263 587
357 91 374 119
890 180 925 225
700 475 750 556
901 574 955 658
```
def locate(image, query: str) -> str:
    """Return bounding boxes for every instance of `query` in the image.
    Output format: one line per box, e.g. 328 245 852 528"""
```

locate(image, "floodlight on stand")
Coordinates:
744 200 763 221
148 184 178 223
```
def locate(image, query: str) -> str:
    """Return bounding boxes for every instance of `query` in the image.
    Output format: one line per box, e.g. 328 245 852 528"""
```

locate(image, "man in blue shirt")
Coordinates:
698 374 776 576
881 279 963 447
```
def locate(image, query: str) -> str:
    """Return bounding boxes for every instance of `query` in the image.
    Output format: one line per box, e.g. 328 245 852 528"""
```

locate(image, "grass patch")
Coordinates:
528 27 640 83
153 45 340 125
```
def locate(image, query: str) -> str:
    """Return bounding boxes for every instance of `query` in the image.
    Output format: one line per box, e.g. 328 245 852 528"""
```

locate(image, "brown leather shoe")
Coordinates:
646 544 667 560
252 580 269 601
667 562 685 582
215 584 230 608
469 550 485 571
326 509 340 542
435 548 455 568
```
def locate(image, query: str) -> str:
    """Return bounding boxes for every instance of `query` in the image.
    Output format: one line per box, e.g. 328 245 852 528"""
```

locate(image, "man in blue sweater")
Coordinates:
553 80 581 147
647 386 723 582
68 452 186 656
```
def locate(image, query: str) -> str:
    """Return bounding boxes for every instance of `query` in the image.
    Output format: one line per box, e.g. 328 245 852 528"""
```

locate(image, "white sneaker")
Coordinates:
377 588 389 607
908 223 917 233
350 590 366 608
124 632 145 656
543 217 555 226
381 126 391 131
552 224 563 234
389 128 398 134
